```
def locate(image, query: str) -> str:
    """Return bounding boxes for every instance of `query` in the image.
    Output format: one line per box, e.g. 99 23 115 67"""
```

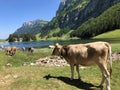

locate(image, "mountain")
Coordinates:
57 0 120 29
70 2 120 38
14 19 48 35
40 0 120 39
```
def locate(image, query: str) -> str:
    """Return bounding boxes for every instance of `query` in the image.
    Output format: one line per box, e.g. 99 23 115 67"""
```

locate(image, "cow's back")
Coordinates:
64 42 109 66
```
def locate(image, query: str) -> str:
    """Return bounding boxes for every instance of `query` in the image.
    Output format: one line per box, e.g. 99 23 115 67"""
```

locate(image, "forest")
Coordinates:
70 3 120 38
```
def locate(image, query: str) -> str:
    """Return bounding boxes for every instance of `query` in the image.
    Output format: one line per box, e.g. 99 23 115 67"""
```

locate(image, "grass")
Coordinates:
111 43 120 52
0 40 119 67
0 33 120 90
0 61 120 90
0 48 52 68
93 29 120 43
36 33 41 41
94 29 120 42
0 40 5 43
93 29 120 52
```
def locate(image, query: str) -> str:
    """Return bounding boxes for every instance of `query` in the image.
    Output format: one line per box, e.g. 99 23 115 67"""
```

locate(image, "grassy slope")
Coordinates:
47 30 74 40
94 29 120 39
94 29 120 52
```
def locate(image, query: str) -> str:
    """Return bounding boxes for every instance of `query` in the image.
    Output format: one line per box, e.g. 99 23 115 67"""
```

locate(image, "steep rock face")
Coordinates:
57 0 120 29
57 0 72 12
14 20 48 35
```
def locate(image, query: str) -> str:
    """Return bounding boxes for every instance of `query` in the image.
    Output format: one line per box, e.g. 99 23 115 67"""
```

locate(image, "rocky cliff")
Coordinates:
57 0 120 29
14 19 48 35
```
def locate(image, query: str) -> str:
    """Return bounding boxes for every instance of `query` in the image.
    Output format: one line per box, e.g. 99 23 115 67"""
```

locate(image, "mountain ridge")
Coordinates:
13 0 120 40
40 0 120 39
14 19 48 35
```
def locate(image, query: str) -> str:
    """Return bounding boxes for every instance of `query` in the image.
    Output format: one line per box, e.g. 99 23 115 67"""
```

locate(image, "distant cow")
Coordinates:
51 42 112 90
5 46 12 56
22 47 26 51
5 46 19 56
11 46 19 55
28 46 34 53
0 45 4 50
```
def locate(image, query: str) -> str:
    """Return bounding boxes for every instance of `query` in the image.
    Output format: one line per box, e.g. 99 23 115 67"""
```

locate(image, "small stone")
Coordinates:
30 63 35 66
13 75 18 79
6 63 12 67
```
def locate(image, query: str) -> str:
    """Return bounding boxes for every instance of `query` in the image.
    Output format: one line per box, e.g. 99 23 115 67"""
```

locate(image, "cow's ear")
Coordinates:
55 43 62 49
55 43 61 48
55 43 59 46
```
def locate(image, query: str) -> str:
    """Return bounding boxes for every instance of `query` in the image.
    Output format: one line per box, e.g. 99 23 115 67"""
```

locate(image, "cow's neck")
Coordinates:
60 46 68 59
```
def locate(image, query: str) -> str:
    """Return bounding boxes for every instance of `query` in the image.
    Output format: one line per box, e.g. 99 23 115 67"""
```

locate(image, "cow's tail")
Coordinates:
106 43 112 76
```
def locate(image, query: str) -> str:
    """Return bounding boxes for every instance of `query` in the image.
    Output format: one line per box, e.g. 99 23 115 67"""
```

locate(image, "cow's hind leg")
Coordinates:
99 65 106 87
70 64 74 80
98 63 111 90
104 66 110 90
76 64 81 80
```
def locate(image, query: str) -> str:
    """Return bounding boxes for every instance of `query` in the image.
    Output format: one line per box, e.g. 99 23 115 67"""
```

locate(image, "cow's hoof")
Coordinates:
97 85 103 89
70 78 73 81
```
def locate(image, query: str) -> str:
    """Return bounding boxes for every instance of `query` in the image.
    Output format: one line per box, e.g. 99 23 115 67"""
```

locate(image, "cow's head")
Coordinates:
49 43 62 56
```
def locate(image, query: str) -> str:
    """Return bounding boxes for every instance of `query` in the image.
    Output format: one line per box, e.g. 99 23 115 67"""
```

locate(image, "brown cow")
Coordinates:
5 46 12 56
5 46 19 56
51 42 112 90
11 46 19 55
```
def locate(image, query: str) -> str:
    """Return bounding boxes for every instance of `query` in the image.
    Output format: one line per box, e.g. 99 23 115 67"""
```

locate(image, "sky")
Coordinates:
0 0 61 39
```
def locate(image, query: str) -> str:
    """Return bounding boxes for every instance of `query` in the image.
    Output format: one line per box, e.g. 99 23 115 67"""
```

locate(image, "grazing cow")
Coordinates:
51 42 112 90
11 46 19 55
22 47 26 51
5 46 12 56
28 46 34 53
0 45 4 50
5 46 19 56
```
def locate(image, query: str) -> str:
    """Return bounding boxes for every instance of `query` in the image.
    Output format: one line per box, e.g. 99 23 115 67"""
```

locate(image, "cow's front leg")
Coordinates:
6 51 9 55
70 64 74 80
76 64 81 80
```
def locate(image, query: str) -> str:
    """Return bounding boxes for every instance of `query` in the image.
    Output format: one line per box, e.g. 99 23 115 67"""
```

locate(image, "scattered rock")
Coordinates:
13 75 18 79
22 52 120 67
30 63 36 66
23 56 69 67
35 56 69 66
6 63 12 67
112 53 120 61
0 74 18 86
4 74 11 79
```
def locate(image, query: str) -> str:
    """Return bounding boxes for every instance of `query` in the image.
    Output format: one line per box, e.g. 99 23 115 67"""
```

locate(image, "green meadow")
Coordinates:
94 29 120 39
0 30 120 90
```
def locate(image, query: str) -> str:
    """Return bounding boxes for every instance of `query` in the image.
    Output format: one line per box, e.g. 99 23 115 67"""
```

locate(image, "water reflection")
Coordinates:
0 39 83 48
0 41 54 48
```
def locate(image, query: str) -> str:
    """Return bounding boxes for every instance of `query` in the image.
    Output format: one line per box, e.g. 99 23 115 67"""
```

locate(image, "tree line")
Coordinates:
7 34 36 42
